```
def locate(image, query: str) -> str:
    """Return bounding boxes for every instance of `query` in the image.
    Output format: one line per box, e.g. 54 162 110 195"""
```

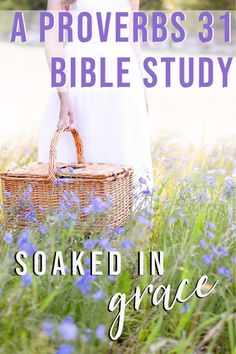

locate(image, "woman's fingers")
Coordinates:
57 111 68 128
69 110 75 127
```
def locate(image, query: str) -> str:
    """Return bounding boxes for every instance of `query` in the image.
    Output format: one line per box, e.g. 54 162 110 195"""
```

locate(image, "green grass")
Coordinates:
0 140 235 354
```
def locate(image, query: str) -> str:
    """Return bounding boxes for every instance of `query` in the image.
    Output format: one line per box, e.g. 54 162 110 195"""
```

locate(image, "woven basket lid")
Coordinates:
2 162 133 179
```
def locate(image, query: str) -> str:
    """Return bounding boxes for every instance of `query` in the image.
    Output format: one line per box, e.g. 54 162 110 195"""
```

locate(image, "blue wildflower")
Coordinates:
108 275 116 282
38 224 47 235
56 344 74 354
146 206 155 216
98 238 113 251
206 222 216 230
4 232 13 244
138 215 153 228
84 197 109 215
85 257 90 266
206 230 215 239
28 184 33 193
24 210 37 224
121 239 135 250
142 188 151 196
210 246 221 257
217 267 232 281
76 277 91 295
21 273 33 287
180 302 190 314
93 290 106 301
82 328 92 344
220 247 228 257
53 179 63 186
67 167 74 174
69 192 80 204
17 231 36 256
199 239 208 248
115 226 125 235
84 239 97 250
22 192 30 201
59 316 78 341
42 321 53 337
202 254 213 265
96 324 106 342
139 177 147 185
0 288 2 296
167 216 176 225
205 176 216 186
84 269 96 282
3 191 11 199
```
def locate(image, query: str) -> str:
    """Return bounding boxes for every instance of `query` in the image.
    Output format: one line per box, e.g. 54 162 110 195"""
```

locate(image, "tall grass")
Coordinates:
0 140 235 354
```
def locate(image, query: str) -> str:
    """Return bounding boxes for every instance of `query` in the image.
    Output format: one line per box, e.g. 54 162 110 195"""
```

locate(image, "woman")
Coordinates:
38 0 153 190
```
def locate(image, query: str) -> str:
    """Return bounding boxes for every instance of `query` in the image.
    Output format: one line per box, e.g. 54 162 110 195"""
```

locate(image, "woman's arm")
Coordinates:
46 0 75 128
130 0 149 112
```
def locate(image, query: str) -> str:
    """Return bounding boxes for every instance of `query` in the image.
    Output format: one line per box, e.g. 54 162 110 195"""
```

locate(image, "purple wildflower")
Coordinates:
84 197 109 215
210 246 221 257
220 247 228 257
98 238 113 251
42 321 53 337
96 324 106 342
38 224 47 235
138 215 153 228
24 210 37 224
139 177 147 185
206 230 215 239
202 254 213 265
3 191 11 199
84 239 97 250
142 188 151 196
27 184 33 193
21 273 33 287
85 257 90 266
121 239 135 250
84 269 96 282
115 226 125 235
4 232 13 244
108 275 116 282
206 222 216 230
82 328 92 344
146 206 155 216
199 239 208 248
217 267 232 280
92 290 106 301
76 277 91 295
67 167 74 174
58 316 78 341
167 216 176 225
180 302 190 314
56 344 74 354
17 231 36 256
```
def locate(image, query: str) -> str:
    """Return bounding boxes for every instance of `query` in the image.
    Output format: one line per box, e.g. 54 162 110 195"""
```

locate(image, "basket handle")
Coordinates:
49 126 84 180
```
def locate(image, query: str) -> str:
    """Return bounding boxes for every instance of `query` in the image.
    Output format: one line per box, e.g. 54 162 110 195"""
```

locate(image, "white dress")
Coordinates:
38 0 153 188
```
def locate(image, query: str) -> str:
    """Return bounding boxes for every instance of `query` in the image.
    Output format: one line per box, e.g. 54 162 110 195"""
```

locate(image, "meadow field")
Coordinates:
0 31 235 354
0 137 235 354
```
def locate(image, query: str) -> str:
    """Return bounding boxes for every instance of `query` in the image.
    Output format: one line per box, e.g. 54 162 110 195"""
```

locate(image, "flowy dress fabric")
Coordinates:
38 0 153 190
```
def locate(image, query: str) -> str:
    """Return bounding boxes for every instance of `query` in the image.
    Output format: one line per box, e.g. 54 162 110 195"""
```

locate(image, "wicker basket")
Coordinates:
0 127 133 231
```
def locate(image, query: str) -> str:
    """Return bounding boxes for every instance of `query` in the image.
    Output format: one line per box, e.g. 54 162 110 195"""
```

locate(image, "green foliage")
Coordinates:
0 0 45 10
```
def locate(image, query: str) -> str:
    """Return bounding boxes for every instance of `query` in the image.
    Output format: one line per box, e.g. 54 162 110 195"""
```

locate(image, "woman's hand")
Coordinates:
58 92 75 129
